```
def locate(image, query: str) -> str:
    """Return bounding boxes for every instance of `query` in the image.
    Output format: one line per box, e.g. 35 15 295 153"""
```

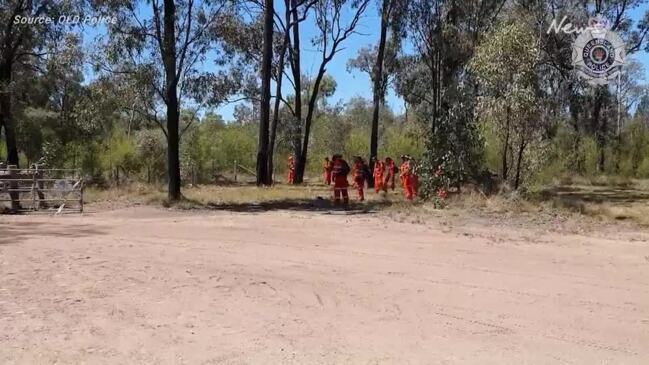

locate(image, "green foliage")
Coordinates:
0 139 5 161
137 129 167 183
214 124 257 171
381 126 424 160
344 130 370 160
619 118 649 177
309 107 348 164
525 122 649 188
417 95 483 199
79 142 103 182
480 121 501 173
470 19 542 189
6 0 649 204
15 108 58 164
100 131 139 183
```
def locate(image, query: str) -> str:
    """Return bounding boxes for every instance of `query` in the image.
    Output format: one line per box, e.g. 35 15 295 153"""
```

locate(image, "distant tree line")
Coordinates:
3 0 649 201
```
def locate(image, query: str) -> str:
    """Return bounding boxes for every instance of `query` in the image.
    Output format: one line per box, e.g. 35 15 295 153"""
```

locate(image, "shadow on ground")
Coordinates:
177 196 399 215
0 220 106 245
537 186 649 205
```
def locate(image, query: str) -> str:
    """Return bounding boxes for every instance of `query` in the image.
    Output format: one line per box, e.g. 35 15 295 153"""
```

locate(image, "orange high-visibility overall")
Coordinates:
287 156 295 184
385 159 396 190
323 160 332 185
352 161 365 201
373 160 385 193
399 162 408 188
331 159 350 203
403 161 416 200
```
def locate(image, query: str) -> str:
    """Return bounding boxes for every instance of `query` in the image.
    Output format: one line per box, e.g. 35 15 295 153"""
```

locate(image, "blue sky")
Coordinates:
214 2 649 121
81 2 649 122
216 1 403 121
81 2 395 120
629 5 649 83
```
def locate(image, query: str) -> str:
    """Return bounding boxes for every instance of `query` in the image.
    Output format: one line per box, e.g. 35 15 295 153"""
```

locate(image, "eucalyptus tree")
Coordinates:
521 0 649 173
267 0 316 183
1 1 83 210
92 0 234 201
471 20 542 189
198 0 314 184
404 0 506 134
396 0 505 194
292 0 370 183
347 0 405 186
1 0 80 168
257 0 274 186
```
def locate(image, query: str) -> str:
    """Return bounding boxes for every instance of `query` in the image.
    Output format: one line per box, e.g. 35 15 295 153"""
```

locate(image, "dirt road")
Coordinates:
1 206 649 364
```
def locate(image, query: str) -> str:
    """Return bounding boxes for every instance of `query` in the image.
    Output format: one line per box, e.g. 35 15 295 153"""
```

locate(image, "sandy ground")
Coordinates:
1 205 649 364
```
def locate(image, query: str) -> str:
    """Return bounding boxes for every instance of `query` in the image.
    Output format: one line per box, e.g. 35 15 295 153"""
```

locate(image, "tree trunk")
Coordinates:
267 50 286 183
1 59 20 210
0 1 22 170
514 139 526 190
163 0 181 201
597 102 608 173
297 64 327 182
404 101 409 124
290 0 303 183
501 106 511 181
569 89 584 172
431 47 442 134
268 4 290 183
591 86 605 173
257 0 273 186
0 95 18 167
0 64 18 167
368 0 390 188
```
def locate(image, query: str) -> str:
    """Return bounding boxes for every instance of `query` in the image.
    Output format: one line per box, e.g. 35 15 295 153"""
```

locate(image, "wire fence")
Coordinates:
0 166 84 214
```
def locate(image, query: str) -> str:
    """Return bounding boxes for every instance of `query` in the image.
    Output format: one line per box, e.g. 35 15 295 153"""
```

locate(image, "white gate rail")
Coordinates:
0 166 84 213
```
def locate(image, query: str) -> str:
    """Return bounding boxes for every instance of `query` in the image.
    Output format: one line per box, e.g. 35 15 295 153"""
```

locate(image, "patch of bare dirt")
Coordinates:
1 205 648 364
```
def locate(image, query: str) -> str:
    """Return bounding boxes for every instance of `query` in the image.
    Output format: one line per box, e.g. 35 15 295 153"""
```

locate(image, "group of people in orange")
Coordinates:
321 154 418 204
285 154 418 204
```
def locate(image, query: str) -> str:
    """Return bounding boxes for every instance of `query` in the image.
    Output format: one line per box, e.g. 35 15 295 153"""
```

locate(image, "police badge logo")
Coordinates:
572 15 626 85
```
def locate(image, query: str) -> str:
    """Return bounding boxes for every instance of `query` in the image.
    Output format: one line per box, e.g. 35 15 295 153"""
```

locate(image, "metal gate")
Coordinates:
0 166 84 214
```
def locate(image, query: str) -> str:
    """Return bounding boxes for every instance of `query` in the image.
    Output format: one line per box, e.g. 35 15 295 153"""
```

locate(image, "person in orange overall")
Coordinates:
323 157 332 185
351 156 366 201
331 154 350 204
384 157 396 191
410 157 419 197
287 155 295 184
372 157 386 193
399 155 408 188
403 156 417 200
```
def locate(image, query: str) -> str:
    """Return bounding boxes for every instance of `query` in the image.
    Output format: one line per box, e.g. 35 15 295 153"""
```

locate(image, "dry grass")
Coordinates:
181 184 332 205
85 178 649 227
547 194 649 226
85 182 408 210
84 183 166 206
532 178 649 226
552 174 634 188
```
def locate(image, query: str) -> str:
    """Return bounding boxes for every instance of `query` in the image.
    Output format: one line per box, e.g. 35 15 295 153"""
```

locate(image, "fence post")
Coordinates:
31 167 37 211
79 172 84 213
234 160 238 182
8 165 20 211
